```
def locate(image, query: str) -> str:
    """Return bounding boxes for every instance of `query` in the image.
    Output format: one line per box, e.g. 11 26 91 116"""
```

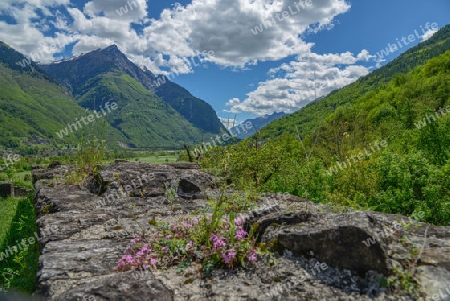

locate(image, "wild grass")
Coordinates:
0 196 39 294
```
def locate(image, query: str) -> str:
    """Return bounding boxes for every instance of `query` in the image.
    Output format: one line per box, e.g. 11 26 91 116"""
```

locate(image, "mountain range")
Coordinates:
0 42 226 149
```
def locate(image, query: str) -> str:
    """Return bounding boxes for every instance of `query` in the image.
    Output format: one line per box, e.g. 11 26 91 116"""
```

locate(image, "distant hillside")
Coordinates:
227 112 287 139
259 24 450 139
75 70 206 148
155 81 225 133
0 42 127 148
40 45 226 136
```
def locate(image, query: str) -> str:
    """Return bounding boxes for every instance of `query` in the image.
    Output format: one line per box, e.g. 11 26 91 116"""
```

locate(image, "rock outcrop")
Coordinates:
31 161 450 301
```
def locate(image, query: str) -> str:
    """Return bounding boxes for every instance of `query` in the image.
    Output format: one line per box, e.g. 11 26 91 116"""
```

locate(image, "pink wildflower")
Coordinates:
234 217 245 226
235 229 248 240
248 250 257 261
124 255 133 263
221 253 230 264
227 249 236 260
210 235 226 251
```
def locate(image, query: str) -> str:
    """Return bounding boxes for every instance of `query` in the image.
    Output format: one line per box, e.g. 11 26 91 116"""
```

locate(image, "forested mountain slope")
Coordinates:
199 49 450 226
258 24 450 139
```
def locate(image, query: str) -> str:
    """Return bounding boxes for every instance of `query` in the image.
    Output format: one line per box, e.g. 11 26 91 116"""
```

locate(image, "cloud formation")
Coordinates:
0 0 377 115
422 28 438 41
0 0 353 69
226 51 373 115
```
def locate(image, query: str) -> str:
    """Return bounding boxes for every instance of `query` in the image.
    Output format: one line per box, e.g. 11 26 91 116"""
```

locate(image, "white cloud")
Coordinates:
57 0 352 76
226 98 241 106
0 0 75 62
0 0 69 10
141 0 350 70
83 0 148 22
227 50 372 115
0 21 80 63
422 28 438 41
0 0 368 115
0 0 353 75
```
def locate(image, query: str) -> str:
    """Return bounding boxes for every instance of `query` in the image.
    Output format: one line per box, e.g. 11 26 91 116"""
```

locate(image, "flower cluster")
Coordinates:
117 239 158 271
116 214 258 272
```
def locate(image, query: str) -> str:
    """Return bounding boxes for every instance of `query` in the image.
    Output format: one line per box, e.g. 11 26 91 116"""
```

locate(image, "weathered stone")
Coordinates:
30 162 450 301
13 186 31 197
167 162 200 170
177 178 202 199
48 161 62 169
258 211 450 300
55 271 173 301
32 165 70 184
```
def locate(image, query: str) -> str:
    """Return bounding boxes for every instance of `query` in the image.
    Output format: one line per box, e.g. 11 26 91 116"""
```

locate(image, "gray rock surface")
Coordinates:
31 162 450 301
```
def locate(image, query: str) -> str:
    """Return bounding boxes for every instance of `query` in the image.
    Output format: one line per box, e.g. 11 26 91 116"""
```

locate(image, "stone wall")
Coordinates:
29 162 450 301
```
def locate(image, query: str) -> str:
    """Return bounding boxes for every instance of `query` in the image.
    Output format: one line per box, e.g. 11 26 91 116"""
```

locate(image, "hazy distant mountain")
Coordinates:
227 112 287 140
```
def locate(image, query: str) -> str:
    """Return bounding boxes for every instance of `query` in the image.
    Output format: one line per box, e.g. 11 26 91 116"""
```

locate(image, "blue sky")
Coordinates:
0 0 449 123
